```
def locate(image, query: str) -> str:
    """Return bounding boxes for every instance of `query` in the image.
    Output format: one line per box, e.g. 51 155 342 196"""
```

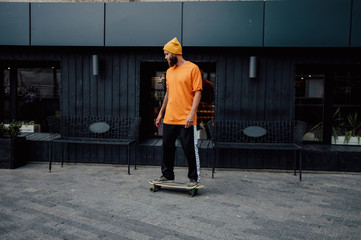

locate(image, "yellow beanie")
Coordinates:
163 37 182 55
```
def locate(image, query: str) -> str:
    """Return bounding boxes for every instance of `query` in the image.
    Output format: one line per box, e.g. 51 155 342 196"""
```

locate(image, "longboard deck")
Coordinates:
149 181 204 189
149 181 204 197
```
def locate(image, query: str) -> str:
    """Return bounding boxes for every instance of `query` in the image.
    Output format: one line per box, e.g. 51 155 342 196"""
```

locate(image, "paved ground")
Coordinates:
1 163 361 240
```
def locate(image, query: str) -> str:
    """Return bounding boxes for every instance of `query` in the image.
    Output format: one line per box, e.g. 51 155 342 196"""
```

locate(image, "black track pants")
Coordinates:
161 123 200 182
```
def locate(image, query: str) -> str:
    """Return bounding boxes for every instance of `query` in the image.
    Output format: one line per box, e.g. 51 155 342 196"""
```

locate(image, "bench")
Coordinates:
49 116 141 174
208 120 306 180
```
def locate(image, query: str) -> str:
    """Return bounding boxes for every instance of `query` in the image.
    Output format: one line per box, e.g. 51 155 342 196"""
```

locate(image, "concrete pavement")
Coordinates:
1 163 361 240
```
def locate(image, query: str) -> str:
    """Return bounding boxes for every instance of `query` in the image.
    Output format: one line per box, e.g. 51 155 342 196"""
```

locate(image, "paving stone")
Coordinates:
1 163 361 239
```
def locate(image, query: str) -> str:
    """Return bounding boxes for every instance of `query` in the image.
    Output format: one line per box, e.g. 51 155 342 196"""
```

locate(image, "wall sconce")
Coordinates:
249 56 257 79
92 54 99 76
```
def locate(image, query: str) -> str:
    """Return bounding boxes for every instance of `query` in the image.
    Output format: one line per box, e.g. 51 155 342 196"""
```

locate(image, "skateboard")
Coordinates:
149 181 204 197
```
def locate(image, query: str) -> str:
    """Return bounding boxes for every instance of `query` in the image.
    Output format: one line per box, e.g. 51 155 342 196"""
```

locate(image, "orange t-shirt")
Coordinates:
164 61 203 125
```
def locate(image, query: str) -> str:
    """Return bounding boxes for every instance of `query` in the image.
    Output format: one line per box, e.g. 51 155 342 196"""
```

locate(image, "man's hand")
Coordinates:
155 90 168 128
185 90 201 128
185 113 195 128
155 113 163 128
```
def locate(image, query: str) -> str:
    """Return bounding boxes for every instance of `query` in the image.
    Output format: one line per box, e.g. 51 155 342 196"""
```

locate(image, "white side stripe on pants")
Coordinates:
193 125 201 182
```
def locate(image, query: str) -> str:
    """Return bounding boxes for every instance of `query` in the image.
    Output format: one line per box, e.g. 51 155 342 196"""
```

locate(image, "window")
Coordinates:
0 62 61 132
295 64 361 145
295 72 325 142
331 69 361 145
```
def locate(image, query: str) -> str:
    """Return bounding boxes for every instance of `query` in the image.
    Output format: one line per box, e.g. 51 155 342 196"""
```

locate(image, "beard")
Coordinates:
168 55 178 67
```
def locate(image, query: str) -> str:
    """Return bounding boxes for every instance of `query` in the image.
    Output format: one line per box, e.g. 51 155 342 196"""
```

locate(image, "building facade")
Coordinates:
1 0 360 171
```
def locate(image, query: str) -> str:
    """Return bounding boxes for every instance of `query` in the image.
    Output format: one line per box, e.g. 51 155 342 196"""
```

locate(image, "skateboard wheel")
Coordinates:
188 189 197 197
150 186 161 192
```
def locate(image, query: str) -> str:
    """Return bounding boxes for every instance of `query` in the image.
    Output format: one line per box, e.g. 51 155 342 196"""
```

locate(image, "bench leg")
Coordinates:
127 144 130 175
49 141 53 172
293 150 297 176
134 142 137 170
61 143 64 167
299 150 302 181
212 148 217 178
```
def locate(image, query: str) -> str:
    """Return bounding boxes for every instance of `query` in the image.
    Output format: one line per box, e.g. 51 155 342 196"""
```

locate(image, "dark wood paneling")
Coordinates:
90 63 98 116
0 48 141 164
57 50 141 118
68 54 76 115
240 57 250 120
83 55 91 116
104 52 113 116
119 53 129 117
112 55 120 116
2 47 361 171
128 53 136 117
207 51 294 121
75 54 83 115
97 55 105 116
257 56 294 121
216 54 227 120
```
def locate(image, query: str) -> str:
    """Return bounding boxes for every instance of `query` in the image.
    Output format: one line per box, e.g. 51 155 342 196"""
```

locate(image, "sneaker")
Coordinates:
187 179 198 188
153 176 174 183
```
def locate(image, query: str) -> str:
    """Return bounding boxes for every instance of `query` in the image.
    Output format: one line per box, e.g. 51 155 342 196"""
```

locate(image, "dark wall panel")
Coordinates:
264 0 352 47
1 1 359 48
2 47 361 169
106 3 182 46
57 49 140 164
211 51 294 121
0 3 29 45
351 0 361 47
31 3 104 46
60 51 139 117
183 2 264 47
258 57 294 121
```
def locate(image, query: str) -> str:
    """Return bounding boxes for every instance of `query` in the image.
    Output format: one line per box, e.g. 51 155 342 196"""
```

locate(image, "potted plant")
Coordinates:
330 107 345 144
308 107 344 143
4 121 41 133
343 113 361 145
20 121 41 133
306 108 361 145
0 121 27 169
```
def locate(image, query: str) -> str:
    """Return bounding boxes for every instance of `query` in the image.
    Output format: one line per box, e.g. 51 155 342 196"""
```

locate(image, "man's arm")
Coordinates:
185 90 202 128
155 89 169 128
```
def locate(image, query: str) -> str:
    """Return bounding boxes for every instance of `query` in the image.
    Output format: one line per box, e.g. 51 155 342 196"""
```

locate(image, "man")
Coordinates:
155 37 202 186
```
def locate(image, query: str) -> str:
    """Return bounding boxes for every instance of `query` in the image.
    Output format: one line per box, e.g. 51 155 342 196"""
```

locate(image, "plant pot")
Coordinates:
4 123 41 133
347 136 361 145
303 132 318 141
332 136 361 145
0 137 27 169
